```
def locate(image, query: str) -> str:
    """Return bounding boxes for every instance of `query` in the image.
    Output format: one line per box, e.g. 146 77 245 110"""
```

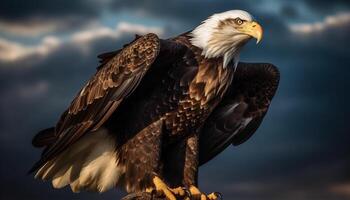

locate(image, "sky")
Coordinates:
0 0 349 199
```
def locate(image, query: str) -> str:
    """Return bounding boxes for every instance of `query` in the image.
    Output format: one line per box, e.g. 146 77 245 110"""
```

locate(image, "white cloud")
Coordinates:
117 22 164 35
0 36 61 62
289 12 350 34
71 22 164 52
0 17 94 37
0 20 58 37
0 22 164 63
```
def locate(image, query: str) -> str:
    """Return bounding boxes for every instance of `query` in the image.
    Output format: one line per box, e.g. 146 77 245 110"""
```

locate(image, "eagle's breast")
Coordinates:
163 45 234 138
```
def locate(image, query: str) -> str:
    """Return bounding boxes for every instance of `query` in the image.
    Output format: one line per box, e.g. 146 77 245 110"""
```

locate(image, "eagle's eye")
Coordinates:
234 18 244 25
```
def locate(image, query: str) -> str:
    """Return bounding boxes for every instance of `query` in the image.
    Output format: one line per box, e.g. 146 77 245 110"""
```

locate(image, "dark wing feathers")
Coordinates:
32 127 55 148
30 33 160 173
199 62 280 165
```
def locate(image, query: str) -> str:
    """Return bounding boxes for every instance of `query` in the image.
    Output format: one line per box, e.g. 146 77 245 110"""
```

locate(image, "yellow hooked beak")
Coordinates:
240 21 263 44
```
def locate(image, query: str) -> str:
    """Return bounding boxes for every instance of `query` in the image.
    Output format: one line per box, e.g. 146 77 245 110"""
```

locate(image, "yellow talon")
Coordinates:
152 176 177 200
188 185 222 200
145 188 153 193
170 186 186 196
189 185 207 200
207 192 220 200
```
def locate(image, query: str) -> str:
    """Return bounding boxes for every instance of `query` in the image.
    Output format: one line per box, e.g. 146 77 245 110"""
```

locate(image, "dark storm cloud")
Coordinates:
280 4 300 18
0 0 245 25
0 0 105 36
304 0 350 12
0 0 99 21
110 0 258 25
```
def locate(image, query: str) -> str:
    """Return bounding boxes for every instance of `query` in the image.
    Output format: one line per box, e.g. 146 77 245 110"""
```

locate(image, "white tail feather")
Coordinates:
35 128 124 193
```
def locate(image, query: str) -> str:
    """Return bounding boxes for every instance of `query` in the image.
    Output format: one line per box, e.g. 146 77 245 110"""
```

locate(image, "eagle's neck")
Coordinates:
175 32 238 68
189 28 246 69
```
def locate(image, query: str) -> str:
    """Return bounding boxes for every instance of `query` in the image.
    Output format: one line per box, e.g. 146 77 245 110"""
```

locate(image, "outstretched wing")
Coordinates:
30 34 160 172
199 63 280 165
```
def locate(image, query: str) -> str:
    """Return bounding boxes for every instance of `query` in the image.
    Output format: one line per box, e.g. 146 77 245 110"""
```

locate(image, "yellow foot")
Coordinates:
207 192 222 200
170 186 186 197
188 185 222 200
150 176 177 200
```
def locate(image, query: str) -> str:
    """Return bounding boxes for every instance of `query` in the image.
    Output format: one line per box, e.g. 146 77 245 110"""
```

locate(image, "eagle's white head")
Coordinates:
190 10 263 68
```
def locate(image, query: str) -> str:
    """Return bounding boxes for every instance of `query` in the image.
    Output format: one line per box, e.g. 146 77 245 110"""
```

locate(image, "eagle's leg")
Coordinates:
120 120 181 199
183 134 222 200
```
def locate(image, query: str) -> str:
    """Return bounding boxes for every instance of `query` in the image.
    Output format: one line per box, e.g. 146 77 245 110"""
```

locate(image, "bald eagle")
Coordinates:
30 10 279 200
